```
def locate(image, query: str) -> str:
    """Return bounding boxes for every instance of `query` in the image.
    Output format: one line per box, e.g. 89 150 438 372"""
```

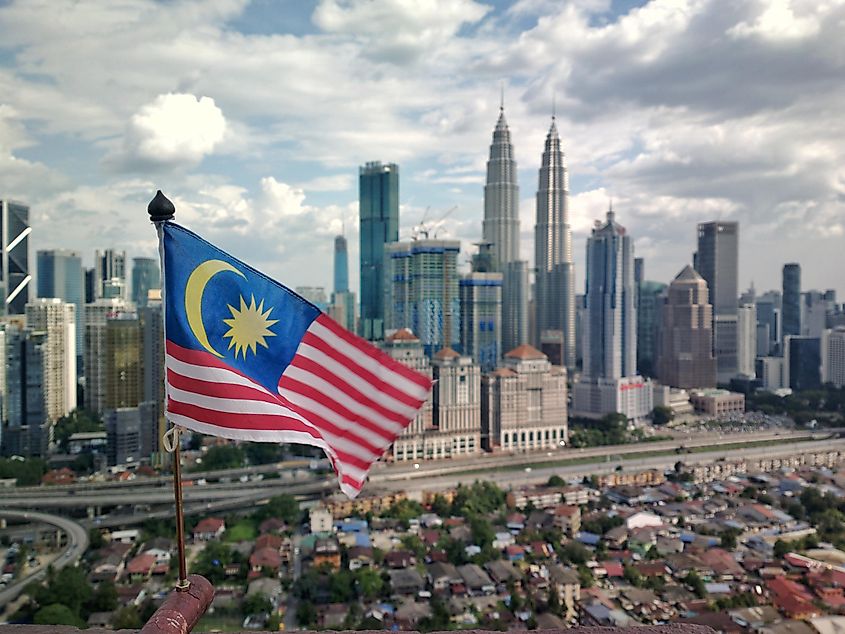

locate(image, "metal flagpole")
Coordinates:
148 190 190 592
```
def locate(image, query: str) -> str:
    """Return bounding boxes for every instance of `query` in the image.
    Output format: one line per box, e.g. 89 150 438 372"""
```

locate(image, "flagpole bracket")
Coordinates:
148 190 176 222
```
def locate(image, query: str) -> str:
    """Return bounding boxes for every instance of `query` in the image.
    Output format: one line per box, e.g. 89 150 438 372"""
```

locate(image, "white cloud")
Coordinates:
729 0 821 41
118 93 227 169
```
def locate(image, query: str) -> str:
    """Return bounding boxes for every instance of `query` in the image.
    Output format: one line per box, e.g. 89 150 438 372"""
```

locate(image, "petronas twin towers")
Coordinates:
482 105 576 369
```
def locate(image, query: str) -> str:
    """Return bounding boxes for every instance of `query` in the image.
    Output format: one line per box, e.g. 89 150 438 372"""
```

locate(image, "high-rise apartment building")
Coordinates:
384 239 460 355
460 244 502 372
821 327 845 388
782 263 801 339
25 299 76 421
94 249 127 301
482 107 528 353
695 221 739 383
656 266 716 389
131 257 160 307
802 290 836 338
784 336 821 391
481 344 567 452
140 295 165 462
84 297 127 414
0 200 31 315
534 118 576 369
359 161 399 341
573 208 652 421
105 407 142 466
37 249 84 364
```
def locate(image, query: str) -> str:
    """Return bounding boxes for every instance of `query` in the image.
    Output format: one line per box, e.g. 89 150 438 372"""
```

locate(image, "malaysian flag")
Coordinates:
159 221 431 498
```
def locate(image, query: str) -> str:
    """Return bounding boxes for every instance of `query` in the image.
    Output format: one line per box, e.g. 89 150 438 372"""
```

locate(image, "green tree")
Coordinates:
684 571 706 598
577 565 595 588
430 494 451 516
53 409 103 451
297 600 317 627
355 568 383 600
34 604 85 627
652 405 674 426
87 580 118 613
242 593 272 616
111 606 143 629
773 539 791 559
547 587 562 616
547 475 565 487
88 528 105 550
400 534 426 560
256 494 301 524
199 444 244 470
721 529 740 551
243 442 285 465
0 457 47 486
624 564 643 587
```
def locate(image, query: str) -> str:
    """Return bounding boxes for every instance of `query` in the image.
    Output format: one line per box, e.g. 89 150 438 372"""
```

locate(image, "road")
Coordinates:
0 510 89 610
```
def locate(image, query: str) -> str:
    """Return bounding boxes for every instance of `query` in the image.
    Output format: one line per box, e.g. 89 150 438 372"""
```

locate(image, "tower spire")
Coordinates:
500 81 504 112
552 91 556 120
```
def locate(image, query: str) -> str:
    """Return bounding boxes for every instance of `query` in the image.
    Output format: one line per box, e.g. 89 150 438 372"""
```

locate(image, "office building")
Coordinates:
656 265 716 389
131 257 160 307
782 263 801 338
802 290 836 338
359 161 399 340
384 239 460 355
84 297 127 414
784 336 821 391
140 296 165 461
756 291 782 356
94 249 127 300
334 235 349 293
689 389 745 416
105 407 142 466
296 287 328 312
821 327 845 388
0 322 48 457
758 356 787 391
459 244 502 371
37 249 84 364
105 313 142 410
25 299 76 422
482 106 528 353
482 344 567 452
737 303 757 378
329 234 355 331
573 208 652 421
637 280 667 376
695 221 739 383
429 348 481 458
0 200 31 315
534 117 576 369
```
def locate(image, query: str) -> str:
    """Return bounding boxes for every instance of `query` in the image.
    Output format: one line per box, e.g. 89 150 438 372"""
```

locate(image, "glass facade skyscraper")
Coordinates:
1 200 31 315
131 257 160 307
359 162 399 341
782 263 801 338
334 235 349 293
696 221 739 383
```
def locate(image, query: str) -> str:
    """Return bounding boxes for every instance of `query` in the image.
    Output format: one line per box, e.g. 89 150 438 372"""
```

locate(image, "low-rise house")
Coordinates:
312 537 341 571
319 603 349 628
485 559 518 586
427 561 461 592
385 549 415 569
492 531 515 549
141 537 174 564
348 546 374 570
730 606 783 630
247 578 283 607
193 517 225 541
310 507 333 534
552 505 581 536
255 533 284 552
549 564 580 620
457 563 495 595
700 548 744 580
258 517 286 534
249 547 282 578
125 553 157 581
389 568 425 595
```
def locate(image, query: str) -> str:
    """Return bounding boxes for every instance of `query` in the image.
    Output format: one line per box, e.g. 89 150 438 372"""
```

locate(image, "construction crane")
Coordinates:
413 205 458 239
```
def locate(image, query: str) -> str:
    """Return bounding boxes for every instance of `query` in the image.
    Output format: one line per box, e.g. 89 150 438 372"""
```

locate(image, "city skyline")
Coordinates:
0 1 843 299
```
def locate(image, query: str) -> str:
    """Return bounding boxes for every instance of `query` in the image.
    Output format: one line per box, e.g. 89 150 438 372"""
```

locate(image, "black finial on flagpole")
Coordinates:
148 190 176 222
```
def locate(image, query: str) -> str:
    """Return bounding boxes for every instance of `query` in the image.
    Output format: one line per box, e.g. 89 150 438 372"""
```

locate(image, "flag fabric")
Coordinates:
159 222 431 498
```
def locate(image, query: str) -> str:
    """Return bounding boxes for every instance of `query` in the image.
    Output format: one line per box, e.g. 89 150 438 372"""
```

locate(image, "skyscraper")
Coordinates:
384 239 460 355
756 291 782 356
84 297 127 414
334 235 349 293
782 263 801 338
0 200 31 315
359 161 399 341
25 298 77 422
37 249 84 365
105 313 142 410
131 257 160 307
460 245 502 372
482 106 527 353
821 327 845 388
330 234 356 332
0 324 48 457
534 117 576 369
637 280 667 376
573 207 652 421
737 302 757 378
94 249 127 301
656 265 716 389
140 295 165 463
696 221 739 383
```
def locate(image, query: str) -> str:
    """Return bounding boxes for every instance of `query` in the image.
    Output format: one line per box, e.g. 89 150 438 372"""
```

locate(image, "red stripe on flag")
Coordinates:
316 315 432 390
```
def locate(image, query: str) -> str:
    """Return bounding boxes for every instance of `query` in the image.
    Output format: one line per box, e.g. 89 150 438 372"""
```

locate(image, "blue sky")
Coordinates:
1 0 843 299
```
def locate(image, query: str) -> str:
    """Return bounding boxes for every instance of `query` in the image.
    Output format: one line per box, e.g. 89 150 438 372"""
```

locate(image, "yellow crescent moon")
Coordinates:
185 259 245 357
